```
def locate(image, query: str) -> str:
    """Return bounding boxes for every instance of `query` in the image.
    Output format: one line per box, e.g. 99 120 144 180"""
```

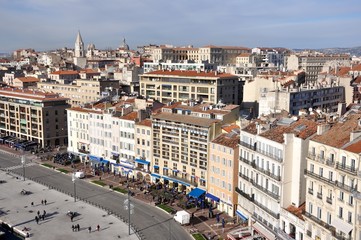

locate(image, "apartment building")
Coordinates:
140 70 240 104
134 119 152 182
304 111 361 240
259 85 345 116
13 77 40 88
37 78 119 107
143 61 215 73
286 53 351 82
49 70 79 84
208 130 239 217
151 101 239 192
0 87 69 147
151 45 250 65
237 117 317 240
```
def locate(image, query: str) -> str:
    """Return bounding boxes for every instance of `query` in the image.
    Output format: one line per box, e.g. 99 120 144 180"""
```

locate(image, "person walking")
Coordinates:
88 226 92 233
71 215 74 222
41 200 44 205
44 199 47 205
77 224 80 231
72 225 75 232
35 216 39 224
216 213 220 224
222 217 225 233
37 210 40 217
97 224 100 231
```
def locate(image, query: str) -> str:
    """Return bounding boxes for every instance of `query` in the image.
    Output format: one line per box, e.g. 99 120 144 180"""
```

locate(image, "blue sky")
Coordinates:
1 0 361 53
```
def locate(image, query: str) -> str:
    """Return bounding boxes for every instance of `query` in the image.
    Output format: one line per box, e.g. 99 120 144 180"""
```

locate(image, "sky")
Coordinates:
1 0 361 53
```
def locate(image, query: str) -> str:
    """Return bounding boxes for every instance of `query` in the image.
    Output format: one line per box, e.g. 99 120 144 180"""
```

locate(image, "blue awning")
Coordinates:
153 165 159 169
89 155 103 162
135 158 150 165
101 159 109 164
172 169 179 172
188 188 206 199
206 193 220 202
151 173 161 179
163 167 169 170
163 176 170 181
236 210 248 221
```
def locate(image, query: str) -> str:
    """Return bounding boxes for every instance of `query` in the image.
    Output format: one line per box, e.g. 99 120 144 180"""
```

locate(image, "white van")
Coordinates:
74 171 85 179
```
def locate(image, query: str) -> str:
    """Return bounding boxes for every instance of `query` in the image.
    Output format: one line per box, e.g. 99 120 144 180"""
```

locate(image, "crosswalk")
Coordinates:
2 162 37 171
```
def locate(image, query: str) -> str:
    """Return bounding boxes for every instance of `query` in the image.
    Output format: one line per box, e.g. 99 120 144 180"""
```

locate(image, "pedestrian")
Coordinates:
41 200 44 205
42 214 45 221
88 226 91 233
44 199 47 205
216 213 220 223
43 210 46 216
97 224 100 231
37 210 40 217
77 224 80 231
222 217 225 232
72 225 75 232
35 216 39 224
31 202 34 207
70 214 74 222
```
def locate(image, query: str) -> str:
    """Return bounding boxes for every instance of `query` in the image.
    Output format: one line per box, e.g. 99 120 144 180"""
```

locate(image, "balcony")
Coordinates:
317 192 322 199
326 196 332 204
240 141 256 151
336 162 357 175
134 167 150 173
326 158 335 166
277 229 296 240
308 188 313 195
304 169 335 185
239 172 250 181
304 211 334 231
253 199 280 219
251 179 280 201
252 163 281 181
335 180 357 193
306 230 312 237
239 156 252 165
307 152 316 160
235 187 254 202
78 149 90 154
256 148 283 162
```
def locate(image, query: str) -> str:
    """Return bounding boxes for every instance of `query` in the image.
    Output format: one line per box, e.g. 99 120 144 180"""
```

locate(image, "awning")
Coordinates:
166 177 191 187
236 210 248 221
331 217 353 234
89 155 103 162
252 222 276 240
135 158 150 165
153 165 159 169
101 159 109 164
163 167 169 170
151 173 161 179
111 152 119 156
205 193 220 202
172 169 179 172
188 188 206 199
163 176 170 181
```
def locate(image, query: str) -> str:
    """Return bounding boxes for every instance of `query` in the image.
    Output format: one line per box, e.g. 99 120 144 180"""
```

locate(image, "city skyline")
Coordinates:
1 0 361 53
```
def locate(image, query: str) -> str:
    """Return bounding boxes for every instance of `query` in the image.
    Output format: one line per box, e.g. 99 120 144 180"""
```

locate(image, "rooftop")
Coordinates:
51 70 78 75
16 77 40 83
211 132 240 149
153 112 219 127
144 70 237 78
0 87 68 102
285 203 305 221
136 119 152 127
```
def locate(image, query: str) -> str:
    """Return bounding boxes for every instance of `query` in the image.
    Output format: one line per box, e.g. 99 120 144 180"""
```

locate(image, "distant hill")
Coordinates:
293 46 361 56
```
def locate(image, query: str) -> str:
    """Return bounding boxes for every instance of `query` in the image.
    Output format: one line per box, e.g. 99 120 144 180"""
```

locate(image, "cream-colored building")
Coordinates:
304 112 361 240
237 117 317 239
13 77 40 88
134 119 153 182
37 78 119 106
140 70 240 104
49 70 79 84
151 101 239 192
0 87 69 147
208 131 239 217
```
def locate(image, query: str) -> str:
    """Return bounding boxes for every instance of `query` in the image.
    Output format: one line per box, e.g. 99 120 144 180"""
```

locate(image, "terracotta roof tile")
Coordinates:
343 138 361 153
222 124 240 133
118 111 138 121
285 203 305 221
67 107 101 114
211 133 240 149
136 119 152 127
51 70 78 75
16 77 40 83
312 113 361 148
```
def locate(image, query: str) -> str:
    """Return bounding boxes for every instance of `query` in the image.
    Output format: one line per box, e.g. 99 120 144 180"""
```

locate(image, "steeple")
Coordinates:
74 31 85 58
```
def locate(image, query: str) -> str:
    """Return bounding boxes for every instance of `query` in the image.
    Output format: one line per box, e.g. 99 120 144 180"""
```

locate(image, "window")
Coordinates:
339 191 344 201
309 202 313 214
349 195 354 206
327 212 331 224
310 164 314 173
348 212 352 223
317 207 322 218
319 167 323 176
329 171 333 181
339 207 343 218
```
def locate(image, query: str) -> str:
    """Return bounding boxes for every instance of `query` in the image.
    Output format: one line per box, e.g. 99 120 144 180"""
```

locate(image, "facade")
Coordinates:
236 117 317 240
0 87 69 147
37 78 119 107
140 70 240 104
49 70 79 84
151 101 239 191
143 61 215 73
134 119 153 181
259 85 345 116
208 131 240 217
304 112 361 240
13 77 40 88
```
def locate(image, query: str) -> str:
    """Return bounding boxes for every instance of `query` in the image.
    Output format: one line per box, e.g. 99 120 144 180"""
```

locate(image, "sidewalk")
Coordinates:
0 144 243 239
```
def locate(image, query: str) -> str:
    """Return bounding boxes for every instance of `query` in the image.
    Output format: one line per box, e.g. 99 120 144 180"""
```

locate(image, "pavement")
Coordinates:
0 144 246 240
0 171 138 240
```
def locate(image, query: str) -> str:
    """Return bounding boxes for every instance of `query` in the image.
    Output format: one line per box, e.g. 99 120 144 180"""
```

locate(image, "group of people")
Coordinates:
72 224 80 232
34 210 46 224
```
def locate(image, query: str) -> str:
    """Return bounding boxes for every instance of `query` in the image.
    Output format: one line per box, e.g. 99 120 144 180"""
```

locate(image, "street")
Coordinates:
0 152 192 240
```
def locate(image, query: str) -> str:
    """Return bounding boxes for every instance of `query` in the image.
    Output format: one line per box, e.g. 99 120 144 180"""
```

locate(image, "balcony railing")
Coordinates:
240 141 256 151
306 230 312 237
304 211 334 231
336 162 357 175
304 169 335 185
239 172 250 182
239 156 252 165
326 197 332 204
308 188 313 195
253 199 280 219
326 158 335 166
335 181 357 193
277 229 296 240
307 152 316 160
252 163 281 181
235 187 254 202
78 149 90 154
251 179 280 201
256 148 283 162
317 192 322 199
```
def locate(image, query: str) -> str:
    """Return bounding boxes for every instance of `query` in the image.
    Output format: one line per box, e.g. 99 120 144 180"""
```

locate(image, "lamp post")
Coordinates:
123 185 134 235
21 155 25 181
72 173 76 202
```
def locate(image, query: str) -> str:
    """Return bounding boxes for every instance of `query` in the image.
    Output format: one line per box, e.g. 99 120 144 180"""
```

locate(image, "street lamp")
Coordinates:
21 155 25 181
72 173 76 202
123 190 134 235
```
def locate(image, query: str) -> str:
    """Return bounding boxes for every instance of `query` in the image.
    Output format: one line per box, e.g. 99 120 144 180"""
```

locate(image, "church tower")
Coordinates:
74 31 85 58
73 31 86 69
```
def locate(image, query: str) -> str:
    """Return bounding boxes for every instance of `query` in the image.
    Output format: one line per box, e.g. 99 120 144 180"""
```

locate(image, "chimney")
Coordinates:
317 124 330 135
